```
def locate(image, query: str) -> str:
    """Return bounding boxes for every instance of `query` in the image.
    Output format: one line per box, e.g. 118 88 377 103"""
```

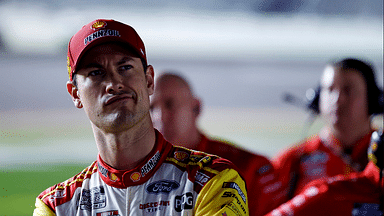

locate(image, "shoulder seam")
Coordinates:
165 157 220 175
41 163 98 200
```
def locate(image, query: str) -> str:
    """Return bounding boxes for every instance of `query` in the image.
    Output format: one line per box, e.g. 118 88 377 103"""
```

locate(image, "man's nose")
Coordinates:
105 72 124 93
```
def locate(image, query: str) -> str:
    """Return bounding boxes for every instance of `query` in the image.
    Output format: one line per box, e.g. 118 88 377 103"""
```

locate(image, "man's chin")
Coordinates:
332 119 353 132
98 112 138 129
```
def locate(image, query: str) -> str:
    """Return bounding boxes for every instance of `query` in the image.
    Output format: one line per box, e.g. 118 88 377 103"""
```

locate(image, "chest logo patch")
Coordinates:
131 172 141 182
146 180 180 194
174 151 189 161
301 151 329 178
80 186 106 211
175 192 194 212
96 210 119 216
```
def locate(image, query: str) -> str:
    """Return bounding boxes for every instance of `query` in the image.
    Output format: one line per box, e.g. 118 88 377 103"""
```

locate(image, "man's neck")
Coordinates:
93 120 156 170
329 124 371 148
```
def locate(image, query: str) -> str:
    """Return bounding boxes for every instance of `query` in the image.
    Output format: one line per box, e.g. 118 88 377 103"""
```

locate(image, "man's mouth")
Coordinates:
105 94 134 106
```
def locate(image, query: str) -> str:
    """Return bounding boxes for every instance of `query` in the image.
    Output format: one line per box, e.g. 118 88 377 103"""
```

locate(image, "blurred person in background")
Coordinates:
266 130 384 216
33 19 248 216
273 58 383 202
150 72 286 216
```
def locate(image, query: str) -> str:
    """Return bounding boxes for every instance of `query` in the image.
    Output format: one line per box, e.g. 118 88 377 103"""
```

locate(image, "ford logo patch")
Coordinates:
146 180 180 194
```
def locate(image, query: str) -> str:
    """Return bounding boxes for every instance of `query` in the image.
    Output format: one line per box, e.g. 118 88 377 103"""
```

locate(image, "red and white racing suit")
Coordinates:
266 161 384 216
273 128 373 201
33 131 249 216
197 133 285 215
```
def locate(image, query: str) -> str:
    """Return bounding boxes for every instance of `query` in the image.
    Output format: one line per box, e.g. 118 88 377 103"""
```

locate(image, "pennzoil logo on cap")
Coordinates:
91 20 107 30
84 29 121 45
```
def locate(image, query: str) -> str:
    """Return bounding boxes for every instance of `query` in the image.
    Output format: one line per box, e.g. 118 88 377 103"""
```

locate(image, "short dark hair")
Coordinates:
309 58 383 115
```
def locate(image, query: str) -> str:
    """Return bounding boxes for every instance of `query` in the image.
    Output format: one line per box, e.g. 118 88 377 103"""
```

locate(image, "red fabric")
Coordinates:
38 161 98 212
272 130 373 202
37 131 242 214
196 134 286 216
96 131 172 188
265 162 384 216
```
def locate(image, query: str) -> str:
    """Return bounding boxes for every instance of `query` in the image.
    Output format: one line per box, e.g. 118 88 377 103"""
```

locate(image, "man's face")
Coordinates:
68 43 154 133
319 66 369 132
150 78 198 144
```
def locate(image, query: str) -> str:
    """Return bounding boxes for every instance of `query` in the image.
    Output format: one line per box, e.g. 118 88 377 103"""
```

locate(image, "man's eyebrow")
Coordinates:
80 62 102 69
117 57 135 65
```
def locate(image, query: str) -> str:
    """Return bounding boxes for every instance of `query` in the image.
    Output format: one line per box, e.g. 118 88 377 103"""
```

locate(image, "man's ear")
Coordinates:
146 65 155 95
193 98 201 117
66 81 83 109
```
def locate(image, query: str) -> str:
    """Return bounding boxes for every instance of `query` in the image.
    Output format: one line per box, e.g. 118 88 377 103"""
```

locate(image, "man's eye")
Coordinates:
120 65 133 71
88 70 102 76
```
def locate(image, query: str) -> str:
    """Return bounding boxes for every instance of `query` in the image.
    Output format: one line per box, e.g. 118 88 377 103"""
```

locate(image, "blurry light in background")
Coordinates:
0 0 382 63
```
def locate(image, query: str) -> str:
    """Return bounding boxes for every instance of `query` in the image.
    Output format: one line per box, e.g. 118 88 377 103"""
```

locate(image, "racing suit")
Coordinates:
273 128 373 201
266 161 383 216
197 133 285 215
33 131 249 216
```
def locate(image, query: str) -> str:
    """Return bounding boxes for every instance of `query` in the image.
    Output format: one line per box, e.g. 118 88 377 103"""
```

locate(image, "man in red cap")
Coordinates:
33 19 249 216
150 72 286 215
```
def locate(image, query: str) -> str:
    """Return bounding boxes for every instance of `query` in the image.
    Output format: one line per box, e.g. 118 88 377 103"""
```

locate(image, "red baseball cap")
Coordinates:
67 19 147 81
